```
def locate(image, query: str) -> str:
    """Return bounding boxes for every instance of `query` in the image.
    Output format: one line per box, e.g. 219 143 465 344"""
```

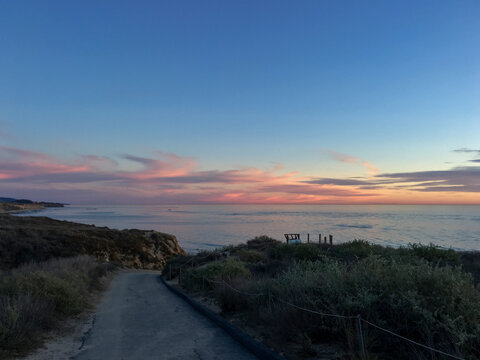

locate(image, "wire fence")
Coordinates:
168 258 466 360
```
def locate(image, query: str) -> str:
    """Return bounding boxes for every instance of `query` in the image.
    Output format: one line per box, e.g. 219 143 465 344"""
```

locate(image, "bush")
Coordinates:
0 256 114 353
407 243 461 265
0 272 85 316
176 237 480 359
0 295 54 350
236 249 266 263
182 258 250 291
269 243 323 261
246 235 281 250
327 239 394 260
162 250 223 280
460 251 480 285
256 257 480 359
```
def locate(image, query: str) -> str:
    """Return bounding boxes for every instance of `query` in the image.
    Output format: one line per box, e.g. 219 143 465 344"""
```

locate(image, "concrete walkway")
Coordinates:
75 272 257 360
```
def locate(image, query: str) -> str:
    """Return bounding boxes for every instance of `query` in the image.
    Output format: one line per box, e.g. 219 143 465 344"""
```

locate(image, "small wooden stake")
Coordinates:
324 236 327 244
319 233 321 244
307 233 310 243
329 234 333 245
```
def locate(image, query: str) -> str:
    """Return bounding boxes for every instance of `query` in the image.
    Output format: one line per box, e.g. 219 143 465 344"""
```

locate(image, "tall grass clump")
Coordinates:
0 256 114 355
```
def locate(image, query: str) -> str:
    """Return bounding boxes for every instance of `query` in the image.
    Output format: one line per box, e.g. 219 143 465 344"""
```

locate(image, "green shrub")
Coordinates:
407 243 461 265
246 235 281 250
163 250 224 280
326 241 462 268
269 243 323 261
175 237 480 359
327 239 394 260
236 249 266 263
256 257 480 359
182 258 250 291
460 251 480 285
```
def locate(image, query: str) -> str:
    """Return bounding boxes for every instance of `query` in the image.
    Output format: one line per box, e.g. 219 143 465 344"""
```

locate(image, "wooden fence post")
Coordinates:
307 233 310 243
329 234 333 245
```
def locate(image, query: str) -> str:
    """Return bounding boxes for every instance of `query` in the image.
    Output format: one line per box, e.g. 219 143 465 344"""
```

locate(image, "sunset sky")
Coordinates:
1 1 479 204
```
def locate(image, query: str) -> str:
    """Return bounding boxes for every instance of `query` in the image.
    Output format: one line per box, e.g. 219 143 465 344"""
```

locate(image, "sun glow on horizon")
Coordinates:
0 144 479 205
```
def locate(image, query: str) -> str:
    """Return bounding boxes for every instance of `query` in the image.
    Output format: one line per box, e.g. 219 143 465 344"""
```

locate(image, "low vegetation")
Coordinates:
0 256 115 358
165 237 480 360
0 213 186 358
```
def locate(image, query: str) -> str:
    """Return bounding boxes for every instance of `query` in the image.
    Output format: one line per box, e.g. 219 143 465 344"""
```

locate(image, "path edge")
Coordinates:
159 276 285 360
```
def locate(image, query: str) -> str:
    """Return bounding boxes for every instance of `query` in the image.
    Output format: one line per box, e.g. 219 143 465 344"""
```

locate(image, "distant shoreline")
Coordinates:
0 199 64 214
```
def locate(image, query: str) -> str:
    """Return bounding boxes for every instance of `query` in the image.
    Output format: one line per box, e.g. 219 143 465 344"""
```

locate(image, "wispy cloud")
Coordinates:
379 167 480 193
307 166 480 193
1 145 479 204
325 149 359 164
453 148 480 155
453 147 480 164
325 149 379 177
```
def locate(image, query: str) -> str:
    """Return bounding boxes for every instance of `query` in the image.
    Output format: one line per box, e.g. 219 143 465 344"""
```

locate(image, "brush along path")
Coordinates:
75 272 257 360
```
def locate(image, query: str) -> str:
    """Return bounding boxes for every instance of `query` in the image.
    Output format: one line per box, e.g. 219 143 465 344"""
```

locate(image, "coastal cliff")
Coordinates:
0 214 186 270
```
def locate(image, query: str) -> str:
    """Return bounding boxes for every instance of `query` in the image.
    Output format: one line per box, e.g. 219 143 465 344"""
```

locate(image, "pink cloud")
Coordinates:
0 146 92 180
362 161 379 177
325 148 379 178
120 152 196 179
325 149 359 164
1 144 478 205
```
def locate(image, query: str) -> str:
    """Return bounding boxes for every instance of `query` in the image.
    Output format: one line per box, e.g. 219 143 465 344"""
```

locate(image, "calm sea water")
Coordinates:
18 204 480 252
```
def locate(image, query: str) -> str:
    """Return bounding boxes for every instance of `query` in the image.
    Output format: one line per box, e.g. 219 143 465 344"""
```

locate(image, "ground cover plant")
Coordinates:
165 237 480 360
0 256 115 358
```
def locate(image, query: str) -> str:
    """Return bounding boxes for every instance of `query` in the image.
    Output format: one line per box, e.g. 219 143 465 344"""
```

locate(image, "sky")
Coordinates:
0 0 479 204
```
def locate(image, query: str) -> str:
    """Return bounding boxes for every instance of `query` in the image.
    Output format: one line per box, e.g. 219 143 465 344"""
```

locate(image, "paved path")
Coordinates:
75 272 257 360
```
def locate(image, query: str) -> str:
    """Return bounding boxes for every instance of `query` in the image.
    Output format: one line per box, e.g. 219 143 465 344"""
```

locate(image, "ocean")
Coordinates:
18 204 480 253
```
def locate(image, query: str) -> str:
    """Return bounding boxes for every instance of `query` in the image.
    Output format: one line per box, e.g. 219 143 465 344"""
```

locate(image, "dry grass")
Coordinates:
0 256 116 358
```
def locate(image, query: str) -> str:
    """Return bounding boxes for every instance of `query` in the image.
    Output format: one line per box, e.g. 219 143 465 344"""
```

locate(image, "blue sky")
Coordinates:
0 1 479 203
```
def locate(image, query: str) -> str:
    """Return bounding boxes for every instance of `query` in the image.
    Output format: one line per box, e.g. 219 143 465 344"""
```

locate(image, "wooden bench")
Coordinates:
284 233 301 244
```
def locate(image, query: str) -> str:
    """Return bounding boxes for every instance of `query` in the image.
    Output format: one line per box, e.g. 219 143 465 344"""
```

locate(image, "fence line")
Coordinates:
221 279 265 297
169 254 466 360
361 319 465 360
274 297 356 319
197 275 465 360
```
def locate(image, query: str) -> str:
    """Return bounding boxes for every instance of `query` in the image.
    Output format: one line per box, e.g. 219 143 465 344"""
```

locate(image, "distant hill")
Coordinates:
0 197 34 204
0 198 64 213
